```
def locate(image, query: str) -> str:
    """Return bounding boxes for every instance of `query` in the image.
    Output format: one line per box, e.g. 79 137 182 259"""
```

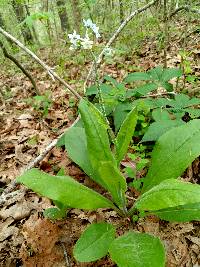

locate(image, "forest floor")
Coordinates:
0 33 200 267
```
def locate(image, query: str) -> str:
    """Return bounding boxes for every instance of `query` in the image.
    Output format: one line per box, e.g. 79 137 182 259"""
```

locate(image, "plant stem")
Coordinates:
90 51 116 144
127 205 137 217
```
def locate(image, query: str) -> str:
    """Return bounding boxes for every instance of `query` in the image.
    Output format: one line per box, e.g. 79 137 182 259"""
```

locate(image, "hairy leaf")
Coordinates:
79 99 116 170
151 202 200 222
98 161 127 207
142 120 200 192
142 120 184 142
74 223 115 262
115 107 137 164
64 127 94 177
17 168 114 210
136 179 200 212
113 102 132 132
109 232 165 267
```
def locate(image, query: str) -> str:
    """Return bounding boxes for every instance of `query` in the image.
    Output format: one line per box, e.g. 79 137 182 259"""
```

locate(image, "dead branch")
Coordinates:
0 40 39 95
0 27 82 100
84 0 159 91
169 5 200 19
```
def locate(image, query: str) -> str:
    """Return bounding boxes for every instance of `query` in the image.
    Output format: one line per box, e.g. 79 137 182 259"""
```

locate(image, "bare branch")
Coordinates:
84 0 159 91
0 40 39 95
0 27 82 100
169 5 200 19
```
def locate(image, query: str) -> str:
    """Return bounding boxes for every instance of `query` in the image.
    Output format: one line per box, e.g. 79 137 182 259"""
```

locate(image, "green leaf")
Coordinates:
79 99 117 170
109 232 165 267
104 75 119 87
85 84 113 96
142 120 200 192
142 120 184 142
115 107 137 164
161 81 173 92
124 72 151 83
185 108 200 118
126 83 158 97
74 223 115 262
63 126 106 188
63 127 94 178
17 168 114 210
98 161 127 207
113 102 133 132
148 67 163 81
170 94 190 109
152 109 170 121
161 68 182 82
151 202 200 222
43 207 67 220
136 179 200 213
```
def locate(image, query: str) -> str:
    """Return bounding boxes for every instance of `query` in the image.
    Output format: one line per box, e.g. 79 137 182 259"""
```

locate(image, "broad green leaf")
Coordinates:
142 120 200 192
63 126 107 188
74 223 115 262
169 94 190 109
109 232 165 267
85 84 113 96
63 127 94 178
161 68 182 82
152 109 170 121
151 202 200 222
115 107 137 164
148 66 163 81
136 179 200 211
17 168 114 210
98 161 127 207
142 120 184 142
126 83 158 97
124 72 151 83
113 102 133 132
79 99 117 170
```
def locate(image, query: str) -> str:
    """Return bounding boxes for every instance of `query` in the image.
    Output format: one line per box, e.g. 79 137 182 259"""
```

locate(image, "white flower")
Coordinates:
91 24 101 39
68 30 80 49
83 19 101 39
81 35 93 50
103 47 114 56
83 19 93 28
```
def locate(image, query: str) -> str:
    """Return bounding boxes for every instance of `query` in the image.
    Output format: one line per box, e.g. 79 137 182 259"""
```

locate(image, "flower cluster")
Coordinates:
68 19 100 50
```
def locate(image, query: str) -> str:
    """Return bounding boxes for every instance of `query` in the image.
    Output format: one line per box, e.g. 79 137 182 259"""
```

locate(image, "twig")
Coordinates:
84 0 159 91
0 27 82 100
168 5 200 19
0 117 80 205
0 40 39 95
141 92 177 98
61 242 72 267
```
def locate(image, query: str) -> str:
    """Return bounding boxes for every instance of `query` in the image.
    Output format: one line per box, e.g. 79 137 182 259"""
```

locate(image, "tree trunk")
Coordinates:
11 0 33 43
56 0 70 32
24 2 39 43
70 0 81 33
119 0 124 23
